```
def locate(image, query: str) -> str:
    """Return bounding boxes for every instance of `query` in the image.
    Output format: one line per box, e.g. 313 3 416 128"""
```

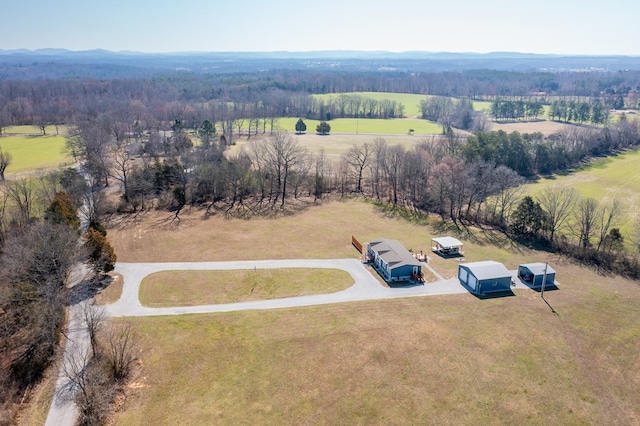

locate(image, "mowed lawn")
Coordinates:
116 278 640 425
0 133 73 175
139 269 354 307
108 199 640 424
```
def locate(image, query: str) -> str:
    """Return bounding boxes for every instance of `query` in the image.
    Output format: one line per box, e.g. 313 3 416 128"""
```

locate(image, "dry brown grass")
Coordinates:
489 120 576 136
95 273 124 305
14 359 57 426
226 133 426 160
105 199 640 424
139 269 353 307
114 258 640 425
107 199 519 282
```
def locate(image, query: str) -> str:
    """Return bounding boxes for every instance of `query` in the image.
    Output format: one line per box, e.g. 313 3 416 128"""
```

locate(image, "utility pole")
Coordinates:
540 262 548 298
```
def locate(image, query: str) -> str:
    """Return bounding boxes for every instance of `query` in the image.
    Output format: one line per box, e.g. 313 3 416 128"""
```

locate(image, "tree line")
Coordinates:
464 116 640 176
547 99 610 125
509 187 640 279
1 70 639 137
0 170 117 424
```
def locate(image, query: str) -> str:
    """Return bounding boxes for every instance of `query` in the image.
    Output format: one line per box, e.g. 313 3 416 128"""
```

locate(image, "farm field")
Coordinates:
314 92 428 117
107 199 640 425
275 116 441 135
313 92 501 117
525 148 640 237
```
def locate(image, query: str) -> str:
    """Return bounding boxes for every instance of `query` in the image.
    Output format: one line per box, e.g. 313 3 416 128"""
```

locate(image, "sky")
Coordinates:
2 0 639 56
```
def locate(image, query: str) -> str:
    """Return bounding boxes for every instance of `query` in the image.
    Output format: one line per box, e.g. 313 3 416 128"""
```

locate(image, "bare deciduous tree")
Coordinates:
573 197 600 249
537 186 578 243
109 144 135 203
0 146 12 180
82 301 106 357
106 323 138 382
261 132 309 207
6 179 34 228
342 142 371 193
596 199 622 252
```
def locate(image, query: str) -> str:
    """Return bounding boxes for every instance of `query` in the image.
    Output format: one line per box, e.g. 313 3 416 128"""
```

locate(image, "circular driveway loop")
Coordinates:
106 259 470 317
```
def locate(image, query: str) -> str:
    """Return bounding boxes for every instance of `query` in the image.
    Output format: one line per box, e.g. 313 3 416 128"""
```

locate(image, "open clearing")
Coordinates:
525 148 640 237
313 92 429 117
0 133 73 176
107 199 640 424
275 117 442 135
108 199 520 280
227 131 435 159
488 119 575 136
139 268 354 307
313 92 499 117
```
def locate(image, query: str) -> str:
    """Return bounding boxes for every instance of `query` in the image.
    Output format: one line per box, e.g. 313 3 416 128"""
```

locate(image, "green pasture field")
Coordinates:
276 117 441 135
226 118 444 160
3 125 46 135
313 92 497 116
525 148 640 239
313 92 427 117
0 134 73 176
472 100 493 113
222 117 441 135
139 269 354 307
108 199 640 425
476 101 552 118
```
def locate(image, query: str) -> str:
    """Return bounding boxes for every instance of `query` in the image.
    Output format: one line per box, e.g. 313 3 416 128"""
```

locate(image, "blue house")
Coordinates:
518 263 556 288
458 261 512 295
367 239 423 282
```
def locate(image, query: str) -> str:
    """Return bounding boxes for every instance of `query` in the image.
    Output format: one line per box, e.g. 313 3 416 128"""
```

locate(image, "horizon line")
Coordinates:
1 48 639 58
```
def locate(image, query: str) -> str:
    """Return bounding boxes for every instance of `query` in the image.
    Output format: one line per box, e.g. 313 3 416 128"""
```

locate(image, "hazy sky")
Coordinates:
2 0 638 55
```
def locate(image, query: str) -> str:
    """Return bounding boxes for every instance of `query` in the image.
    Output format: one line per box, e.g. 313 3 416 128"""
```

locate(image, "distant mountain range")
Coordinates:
1 48 639 79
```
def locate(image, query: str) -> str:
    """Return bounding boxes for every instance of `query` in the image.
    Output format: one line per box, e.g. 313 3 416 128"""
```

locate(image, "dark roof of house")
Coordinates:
520 263 556 275
368 239 422 270
460 261 511 280
432 236 463 248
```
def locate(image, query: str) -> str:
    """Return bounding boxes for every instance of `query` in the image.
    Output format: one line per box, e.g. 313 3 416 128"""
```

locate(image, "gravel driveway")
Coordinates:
106 259 468 317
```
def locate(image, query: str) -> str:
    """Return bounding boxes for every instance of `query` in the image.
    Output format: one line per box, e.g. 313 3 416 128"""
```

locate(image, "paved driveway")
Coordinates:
106 259 469 317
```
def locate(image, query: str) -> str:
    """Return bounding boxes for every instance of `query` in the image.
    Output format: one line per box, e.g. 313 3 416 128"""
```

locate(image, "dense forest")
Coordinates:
1 52 640 424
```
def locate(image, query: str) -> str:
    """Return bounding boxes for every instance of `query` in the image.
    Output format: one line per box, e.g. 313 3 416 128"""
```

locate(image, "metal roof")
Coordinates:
460 261 511 280
368 239 422 269
432 236 463 248
520 263 556 276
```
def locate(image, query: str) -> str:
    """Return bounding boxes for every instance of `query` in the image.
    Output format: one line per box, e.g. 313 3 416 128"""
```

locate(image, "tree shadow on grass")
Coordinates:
68 274 114 306
203 196 320 220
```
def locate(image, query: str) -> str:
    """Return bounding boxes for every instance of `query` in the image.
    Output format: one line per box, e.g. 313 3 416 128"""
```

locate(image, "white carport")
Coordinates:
431 236 464 255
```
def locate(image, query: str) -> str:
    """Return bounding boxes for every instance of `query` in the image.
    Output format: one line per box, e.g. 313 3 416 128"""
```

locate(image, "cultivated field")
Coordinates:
106 199 640 425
